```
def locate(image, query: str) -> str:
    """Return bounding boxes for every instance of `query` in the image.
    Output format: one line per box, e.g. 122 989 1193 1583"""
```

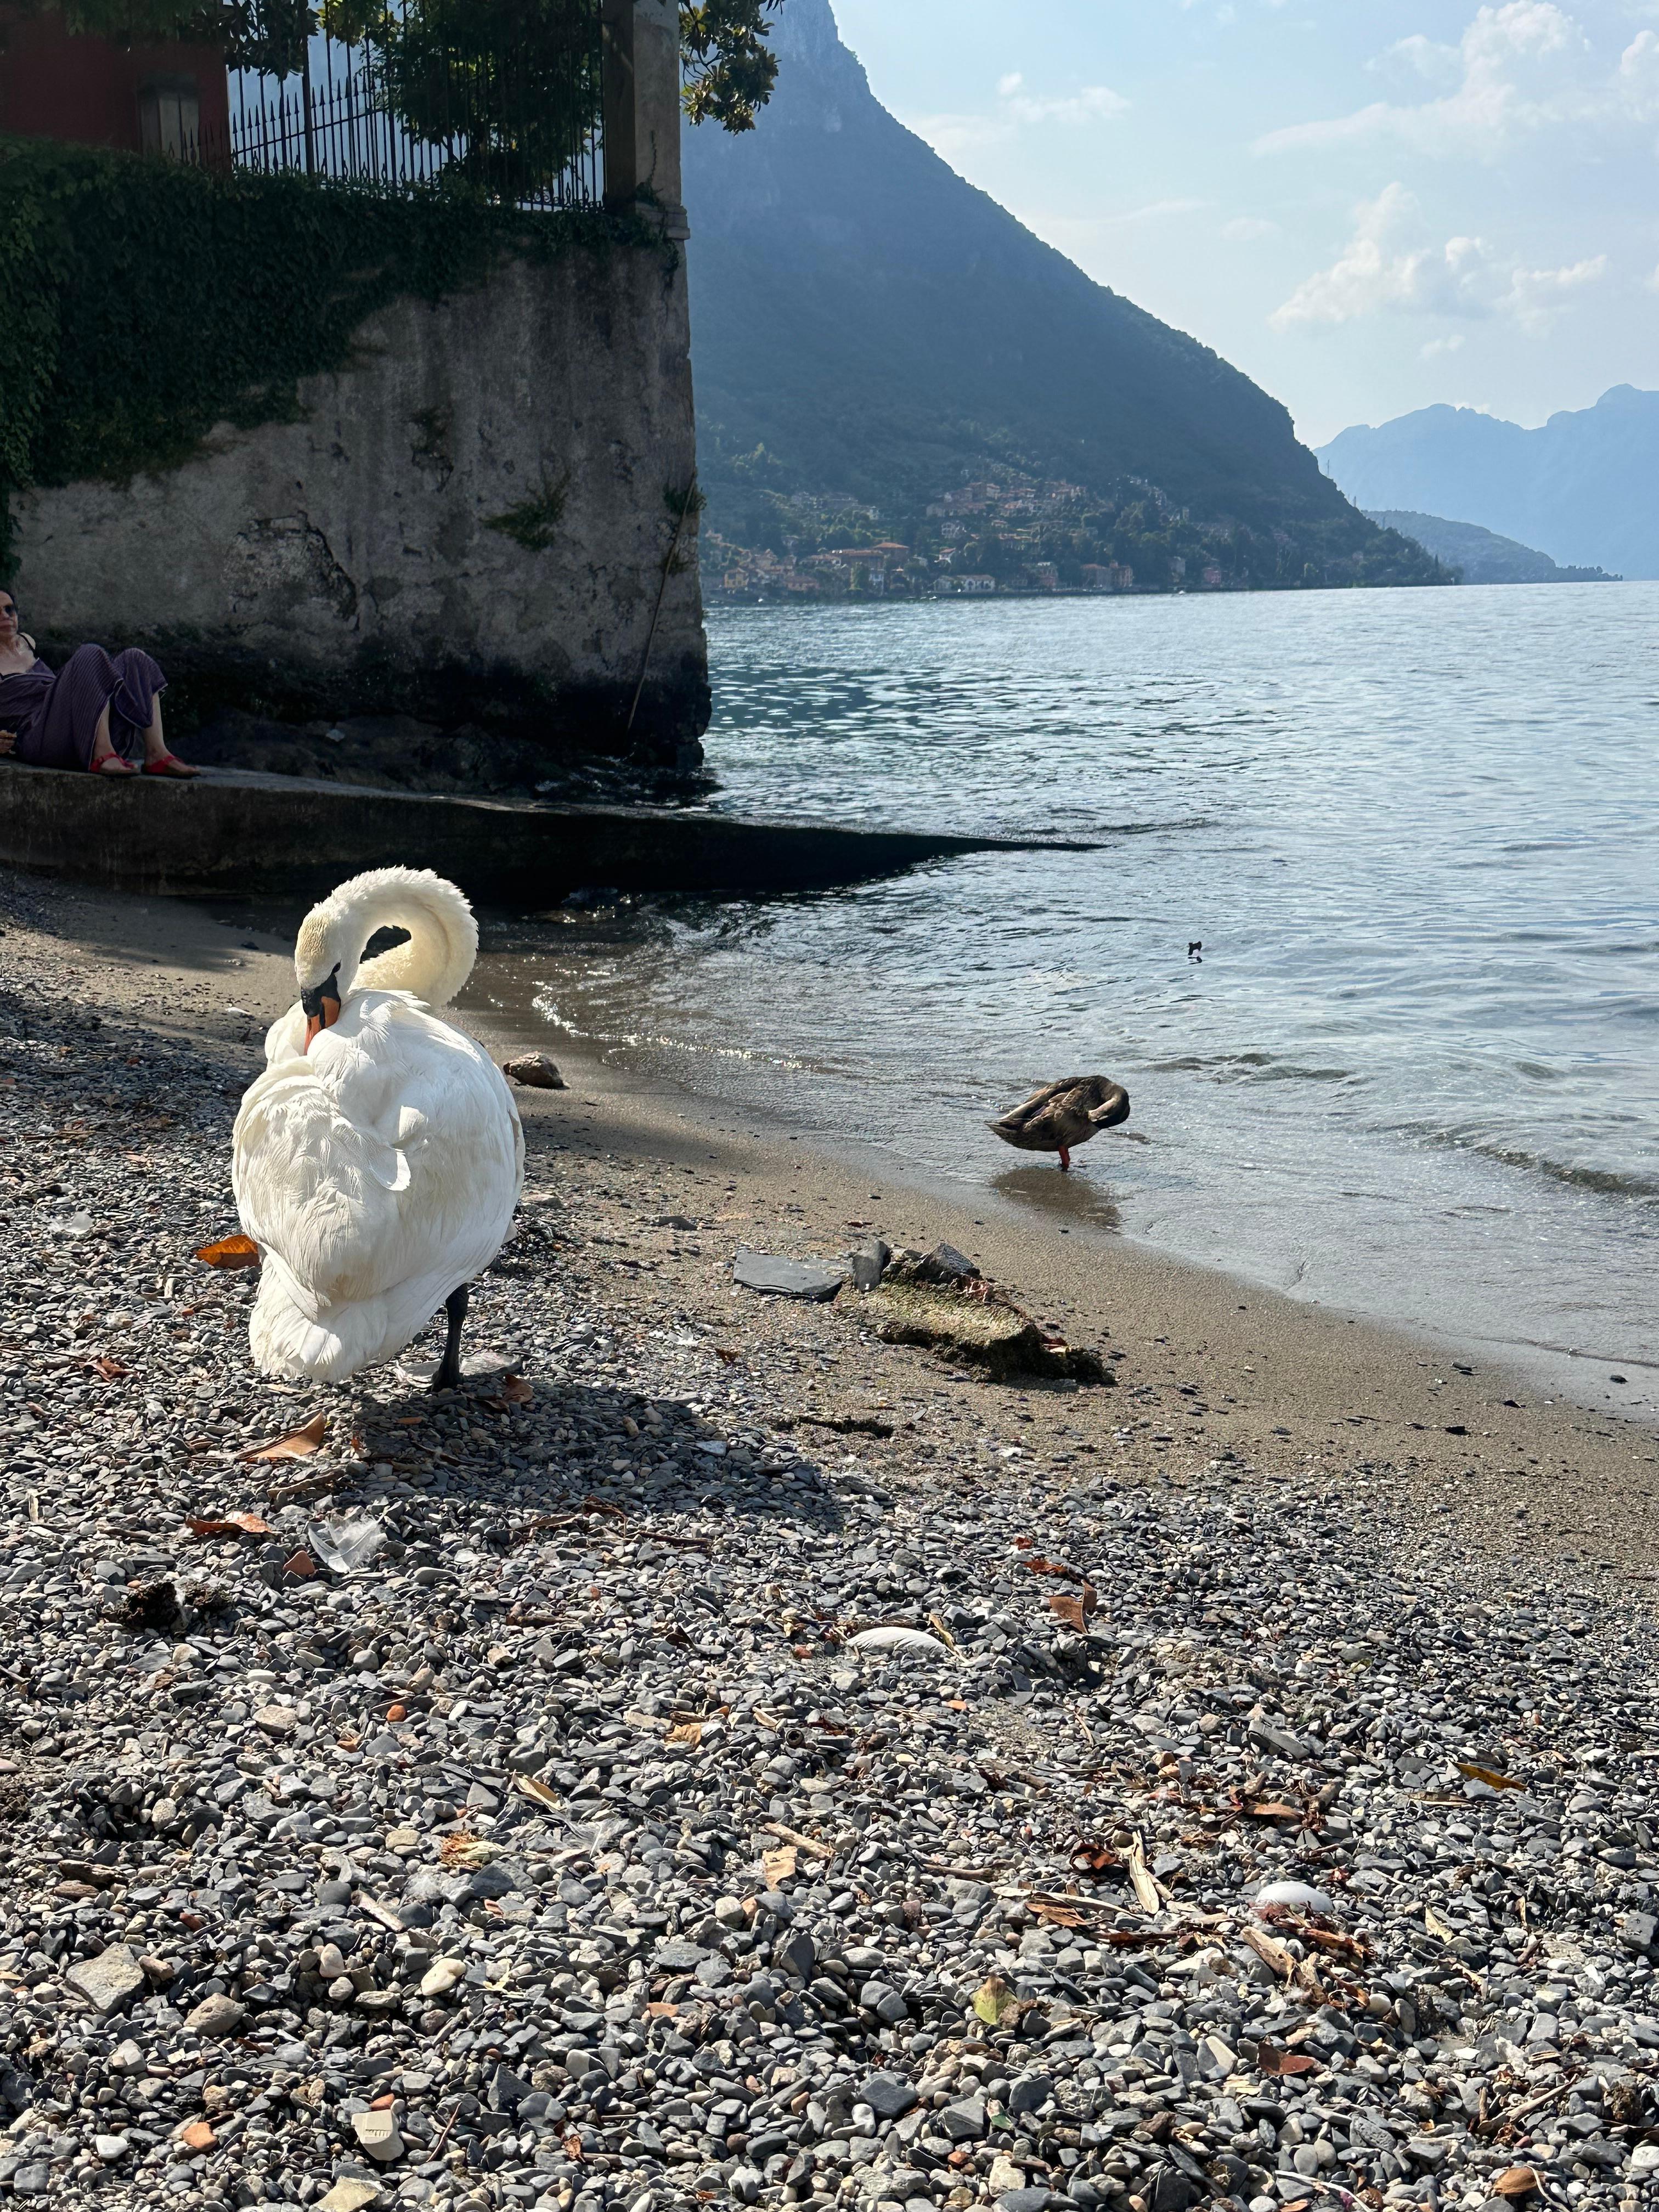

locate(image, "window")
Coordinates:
139 75 200 160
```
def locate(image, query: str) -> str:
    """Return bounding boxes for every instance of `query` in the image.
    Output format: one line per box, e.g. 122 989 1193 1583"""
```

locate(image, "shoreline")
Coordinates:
469 943 1658 1429
10 864 1656 1578
3 860 1658 2212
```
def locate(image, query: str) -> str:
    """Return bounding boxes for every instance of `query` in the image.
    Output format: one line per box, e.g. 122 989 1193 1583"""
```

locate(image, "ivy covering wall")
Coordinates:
0 136 645 575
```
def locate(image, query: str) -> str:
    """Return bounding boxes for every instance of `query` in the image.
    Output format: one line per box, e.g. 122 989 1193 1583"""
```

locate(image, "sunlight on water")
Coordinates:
516 585 1659 1383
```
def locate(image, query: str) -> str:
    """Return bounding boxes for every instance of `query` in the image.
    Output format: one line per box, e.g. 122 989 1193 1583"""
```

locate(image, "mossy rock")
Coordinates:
860 1282 1111 1384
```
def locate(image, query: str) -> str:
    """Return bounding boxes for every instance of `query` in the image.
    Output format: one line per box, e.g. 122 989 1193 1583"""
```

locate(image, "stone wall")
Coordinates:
11 232 708 778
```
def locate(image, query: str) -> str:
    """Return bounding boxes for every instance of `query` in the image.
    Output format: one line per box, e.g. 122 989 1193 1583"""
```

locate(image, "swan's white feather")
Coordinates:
232 895 524 1383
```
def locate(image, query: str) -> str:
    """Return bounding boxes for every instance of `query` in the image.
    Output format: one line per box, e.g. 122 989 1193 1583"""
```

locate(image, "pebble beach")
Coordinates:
1 865 1657 2212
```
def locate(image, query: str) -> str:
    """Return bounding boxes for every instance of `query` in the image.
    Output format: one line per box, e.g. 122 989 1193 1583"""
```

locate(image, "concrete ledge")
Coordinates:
0 763 1090 904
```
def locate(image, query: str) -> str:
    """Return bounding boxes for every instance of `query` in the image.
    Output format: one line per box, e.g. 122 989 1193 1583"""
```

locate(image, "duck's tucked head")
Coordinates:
293 867 478 1053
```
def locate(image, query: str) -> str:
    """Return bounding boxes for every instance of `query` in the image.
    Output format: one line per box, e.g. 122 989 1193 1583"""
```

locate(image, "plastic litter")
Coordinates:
307 1516 386 1573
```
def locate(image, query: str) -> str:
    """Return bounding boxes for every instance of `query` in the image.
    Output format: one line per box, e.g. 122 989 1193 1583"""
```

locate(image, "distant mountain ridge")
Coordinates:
1369 512 1620 586
682 0 1440 591
1318 388 1657 579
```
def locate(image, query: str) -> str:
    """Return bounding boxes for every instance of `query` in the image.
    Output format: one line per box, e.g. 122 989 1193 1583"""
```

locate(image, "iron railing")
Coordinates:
193 3 607 210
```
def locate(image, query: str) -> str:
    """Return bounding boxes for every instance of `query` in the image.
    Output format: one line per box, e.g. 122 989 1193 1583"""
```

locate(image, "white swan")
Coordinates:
232 866 524 1387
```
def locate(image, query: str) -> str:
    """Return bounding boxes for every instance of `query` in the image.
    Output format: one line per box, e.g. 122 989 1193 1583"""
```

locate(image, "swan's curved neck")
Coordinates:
297 868 478 1009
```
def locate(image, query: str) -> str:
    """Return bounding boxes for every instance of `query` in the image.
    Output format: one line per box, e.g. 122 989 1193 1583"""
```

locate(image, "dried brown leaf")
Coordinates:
972 1974 1020 2026
761 1844 798 1884
241 1413 326 1462
187 1511 274 1540
195 1233 261 1271
1493 2168 1541 2198
439 1835 494 1869
500 1372 534 1404
1457 1761 1525 1791
1260 2046 1320 2077
665 1720 704 1748
1242 1924 1297 1980
1070 1842 1123 1878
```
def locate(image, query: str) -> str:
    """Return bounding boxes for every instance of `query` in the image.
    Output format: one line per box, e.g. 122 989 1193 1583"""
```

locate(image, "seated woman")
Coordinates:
0 589 196 776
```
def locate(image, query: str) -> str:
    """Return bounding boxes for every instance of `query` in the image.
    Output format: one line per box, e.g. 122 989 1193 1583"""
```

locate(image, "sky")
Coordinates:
826 0 1659 447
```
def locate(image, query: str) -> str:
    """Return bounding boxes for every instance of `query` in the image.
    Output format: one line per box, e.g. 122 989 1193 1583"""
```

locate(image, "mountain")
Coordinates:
681 0 1441 591
1367 512 1620 586
1318 388 1657 579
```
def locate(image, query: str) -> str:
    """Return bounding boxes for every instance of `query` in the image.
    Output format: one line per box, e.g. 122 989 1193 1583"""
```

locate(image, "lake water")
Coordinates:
526 584 1659 1404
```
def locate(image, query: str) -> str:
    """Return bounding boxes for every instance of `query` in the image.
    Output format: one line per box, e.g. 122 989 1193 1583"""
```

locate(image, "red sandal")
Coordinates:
91 751 137 776
143 752 200 778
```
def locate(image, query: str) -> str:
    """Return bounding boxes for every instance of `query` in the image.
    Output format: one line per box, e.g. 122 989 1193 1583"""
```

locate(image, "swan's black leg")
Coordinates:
432 1283 469 1392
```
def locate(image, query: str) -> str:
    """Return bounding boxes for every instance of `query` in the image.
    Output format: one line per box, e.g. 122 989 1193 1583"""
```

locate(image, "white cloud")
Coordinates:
992 72 1128 128
1497 255 1608 322
1255 2 1604 160
1618 29 1659 108
1270 182 1607 331
1420 334 1467 358
909 70 1127 156
1221 215 1280 241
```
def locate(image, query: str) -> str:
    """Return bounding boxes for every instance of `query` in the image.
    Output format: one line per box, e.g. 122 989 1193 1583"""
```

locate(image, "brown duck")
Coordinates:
988 1074 1131 1171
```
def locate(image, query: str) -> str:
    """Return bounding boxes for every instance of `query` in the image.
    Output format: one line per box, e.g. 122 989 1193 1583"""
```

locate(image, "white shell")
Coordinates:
848 1626 951 1656
1255 1880 1339 1914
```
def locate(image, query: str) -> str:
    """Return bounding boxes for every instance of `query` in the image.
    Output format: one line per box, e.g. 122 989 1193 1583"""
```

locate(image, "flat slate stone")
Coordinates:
860 2070 917 2120
654 1938 709 1972
733 1248 847 1301
1007 2071 1053 2117
65 1944 146 2016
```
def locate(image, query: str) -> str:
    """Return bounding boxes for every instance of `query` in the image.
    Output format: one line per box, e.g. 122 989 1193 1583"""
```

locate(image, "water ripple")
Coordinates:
522 586 1659 1376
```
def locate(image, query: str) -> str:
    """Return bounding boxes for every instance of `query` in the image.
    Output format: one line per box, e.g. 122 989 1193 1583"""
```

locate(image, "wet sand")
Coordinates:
11 868 1659 1582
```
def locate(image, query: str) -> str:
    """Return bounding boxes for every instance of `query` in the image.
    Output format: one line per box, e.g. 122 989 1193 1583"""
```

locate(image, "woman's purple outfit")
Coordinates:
1 644 166 769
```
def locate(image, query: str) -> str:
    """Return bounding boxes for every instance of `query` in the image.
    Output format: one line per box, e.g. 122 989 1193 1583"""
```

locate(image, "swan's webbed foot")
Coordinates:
431 1282 470 1392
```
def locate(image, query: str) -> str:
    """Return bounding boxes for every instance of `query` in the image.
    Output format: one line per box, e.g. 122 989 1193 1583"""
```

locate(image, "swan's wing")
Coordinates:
233 994 521 1318
262 1002 307 1066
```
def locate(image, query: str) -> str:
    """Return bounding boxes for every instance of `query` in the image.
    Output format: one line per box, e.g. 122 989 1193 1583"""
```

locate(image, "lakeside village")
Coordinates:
707 471 1257 603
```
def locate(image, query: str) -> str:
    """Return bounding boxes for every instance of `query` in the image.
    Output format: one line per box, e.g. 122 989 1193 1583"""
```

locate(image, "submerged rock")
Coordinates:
733 1248 848 1300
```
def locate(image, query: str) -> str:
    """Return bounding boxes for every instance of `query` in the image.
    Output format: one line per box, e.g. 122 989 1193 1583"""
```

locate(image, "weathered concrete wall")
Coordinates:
11 238 708 770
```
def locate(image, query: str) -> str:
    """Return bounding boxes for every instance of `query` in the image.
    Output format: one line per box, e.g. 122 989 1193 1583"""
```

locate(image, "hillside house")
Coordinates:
0 4 230 157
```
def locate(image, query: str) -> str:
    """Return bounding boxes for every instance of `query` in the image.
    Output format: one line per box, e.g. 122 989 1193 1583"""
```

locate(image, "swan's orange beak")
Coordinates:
303 1002 339 1053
